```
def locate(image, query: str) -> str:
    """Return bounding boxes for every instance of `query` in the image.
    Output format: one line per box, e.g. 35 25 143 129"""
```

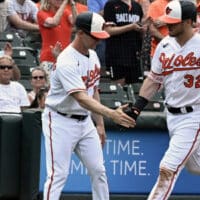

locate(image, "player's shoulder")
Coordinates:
57 45 74 61
89 49 97 57
192 32 200 41
57 45 82 69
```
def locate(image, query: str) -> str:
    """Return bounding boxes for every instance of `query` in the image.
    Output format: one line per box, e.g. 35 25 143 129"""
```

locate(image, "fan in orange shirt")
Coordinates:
147 0 170 57
37 0 87 81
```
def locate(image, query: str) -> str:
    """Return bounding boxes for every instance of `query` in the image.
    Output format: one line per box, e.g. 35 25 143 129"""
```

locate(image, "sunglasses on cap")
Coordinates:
32 76 45 80
0 65 13 70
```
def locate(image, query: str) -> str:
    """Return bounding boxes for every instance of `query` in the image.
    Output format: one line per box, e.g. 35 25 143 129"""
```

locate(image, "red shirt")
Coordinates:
37 8 72 63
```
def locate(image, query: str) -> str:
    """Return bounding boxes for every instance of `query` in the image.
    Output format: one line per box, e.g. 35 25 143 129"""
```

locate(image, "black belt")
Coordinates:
166 106 193 114
57 111 88 121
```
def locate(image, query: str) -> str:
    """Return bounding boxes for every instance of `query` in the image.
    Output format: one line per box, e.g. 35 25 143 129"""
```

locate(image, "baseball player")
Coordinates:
128 1 200 199
42 12 135 200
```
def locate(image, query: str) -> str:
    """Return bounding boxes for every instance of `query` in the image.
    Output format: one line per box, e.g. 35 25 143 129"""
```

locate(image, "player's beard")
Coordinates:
167 24 184 37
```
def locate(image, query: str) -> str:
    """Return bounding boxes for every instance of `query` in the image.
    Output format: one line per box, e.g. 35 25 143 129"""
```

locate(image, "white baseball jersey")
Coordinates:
45 45 101 115
150 33 200 107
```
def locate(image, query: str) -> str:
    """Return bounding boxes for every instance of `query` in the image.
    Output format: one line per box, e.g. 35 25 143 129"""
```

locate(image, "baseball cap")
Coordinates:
75 12 110 39
159 0 197 24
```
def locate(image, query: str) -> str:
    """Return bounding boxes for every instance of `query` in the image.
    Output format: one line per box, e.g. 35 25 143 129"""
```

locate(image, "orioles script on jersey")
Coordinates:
81 64 100 88
159 52 200 73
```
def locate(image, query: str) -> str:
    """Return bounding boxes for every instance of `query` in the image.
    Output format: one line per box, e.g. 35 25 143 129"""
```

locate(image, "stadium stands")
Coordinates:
12 47 38 77
99 82 134 109
23 31 42 52
0 31 22 49
131 82 165 111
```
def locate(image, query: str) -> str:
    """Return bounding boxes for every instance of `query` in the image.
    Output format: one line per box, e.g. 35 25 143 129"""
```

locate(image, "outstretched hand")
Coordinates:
111 104 136 128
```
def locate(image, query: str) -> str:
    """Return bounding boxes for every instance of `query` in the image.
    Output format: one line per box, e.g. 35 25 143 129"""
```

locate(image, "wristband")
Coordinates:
134 96 148 112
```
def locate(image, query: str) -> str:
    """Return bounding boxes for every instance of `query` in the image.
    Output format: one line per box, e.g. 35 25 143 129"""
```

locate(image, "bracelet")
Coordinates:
134 96 148 112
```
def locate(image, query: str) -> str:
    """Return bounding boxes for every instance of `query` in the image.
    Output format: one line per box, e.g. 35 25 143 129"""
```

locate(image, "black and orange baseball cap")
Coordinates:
159 0 197 24
75 12 110 39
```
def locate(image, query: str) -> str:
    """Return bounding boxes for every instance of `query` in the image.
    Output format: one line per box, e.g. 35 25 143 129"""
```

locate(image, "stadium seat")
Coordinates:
23 31 41 51
18 79 32 92
131 83 165 111
0 31 23 49
12 48 38 77
99 82 132 109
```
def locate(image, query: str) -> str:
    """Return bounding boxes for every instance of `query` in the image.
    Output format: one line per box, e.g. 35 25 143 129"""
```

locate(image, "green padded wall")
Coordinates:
0 114 22 199
20 109 42 200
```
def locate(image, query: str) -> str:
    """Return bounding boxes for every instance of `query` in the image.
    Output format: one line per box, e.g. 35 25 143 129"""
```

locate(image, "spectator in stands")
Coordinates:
37 0 78 76
0 55 30 113
28 67 48 104
6 0 39 39
87 0 107 15
0 42 21 81
70 0 88 40
136 0 152 73
104 0 147 86
136 0 151 21
0 0 8 33
147 0 169 57
29 86 49 109
87 0 107 72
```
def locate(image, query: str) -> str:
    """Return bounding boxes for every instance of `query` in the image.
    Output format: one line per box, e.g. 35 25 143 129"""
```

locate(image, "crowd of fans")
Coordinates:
0 0 200 113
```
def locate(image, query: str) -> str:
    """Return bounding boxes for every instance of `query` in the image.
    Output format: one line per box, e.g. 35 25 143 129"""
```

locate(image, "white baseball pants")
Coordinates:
148 110 200 200
42 109 109 200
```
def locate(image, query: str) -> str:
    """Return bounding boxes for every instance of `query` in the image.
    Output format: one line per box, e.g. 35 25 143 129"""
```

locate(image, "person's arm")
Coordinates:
104 22 145 36
92 88 106 146
68 0 77 25
43 0 69 27
71 91 135 128
104 1 145 36
147 3 166 42
149 22 165 42
139 76 161 100
8 14 39 31
128 75 161 121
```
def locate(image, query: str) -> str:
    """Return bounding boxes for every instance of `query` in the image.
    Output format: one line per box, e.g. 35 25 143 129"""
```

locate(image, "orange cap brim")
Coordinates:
159 15 181 24
91 31 110 39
